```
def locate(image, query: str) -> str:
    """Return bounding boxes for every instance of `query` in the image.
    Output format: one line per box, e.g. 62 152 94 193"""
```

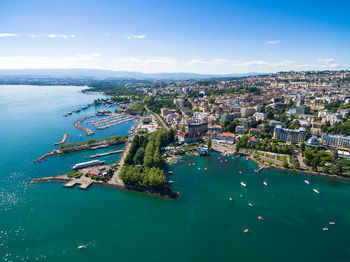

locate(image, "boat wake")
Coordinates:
78 241 95 250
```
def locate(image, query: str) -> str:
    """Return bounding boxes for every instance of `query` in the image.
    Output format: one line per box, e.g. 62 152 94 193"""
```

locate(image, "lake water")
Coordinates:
1 85 350 262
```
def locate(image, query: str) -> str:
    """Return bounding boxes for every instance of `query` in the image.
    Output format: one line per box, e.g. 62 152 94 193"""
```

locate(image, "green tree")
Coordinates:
282 159 289 168
133 147 145 165
293 162 300 169
207 138 212 149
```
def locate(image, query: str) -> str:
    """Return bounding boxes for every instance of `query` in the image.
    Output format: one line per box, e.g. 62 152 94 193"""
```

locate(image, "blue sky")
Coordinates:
0 0 349 74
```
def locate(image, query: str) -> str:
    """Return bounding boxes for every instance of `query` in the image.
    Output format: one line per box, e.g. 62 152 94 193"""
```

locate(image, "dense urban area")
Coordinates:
27 70 350 195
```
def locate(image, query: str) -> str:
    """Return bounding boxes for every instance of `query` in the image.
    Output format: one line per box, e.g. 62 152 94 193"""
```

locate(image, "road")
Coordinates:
145 105 170 131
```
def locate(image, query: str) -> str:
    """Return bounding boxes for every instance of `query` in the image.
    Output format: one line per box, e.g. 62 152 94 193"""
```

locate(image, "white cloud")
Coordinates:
0 33 19 38
265 40 280 45
0 54 347 74
317 58 339 63
127 35 147 40
28 34 75 39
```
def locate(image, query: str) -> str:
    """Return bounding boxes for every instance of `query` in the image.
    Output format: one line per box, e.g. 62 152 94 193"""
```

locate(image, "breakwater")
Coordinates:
90 150 124 158
74 115 94 136
34 149 60 162
63 104 91 117
53 133 68 146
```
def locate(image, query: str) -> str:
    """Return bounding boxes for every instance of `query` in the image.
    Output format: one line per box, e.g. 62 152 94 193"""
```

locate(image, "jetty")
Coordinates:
54 133 68 146
90 150 124 158
34 150 60 162
74 115 94 136
63 104 91 117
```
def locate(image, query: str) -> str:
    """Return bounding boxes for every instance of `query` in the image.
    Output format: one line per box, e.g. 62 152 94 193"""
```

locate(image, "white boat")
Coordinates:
248 203 253 207
169 180 174 184
322 227 329 231
304 180 310 184
241 181 247 187
78 245 86 249
313 189 320 194
329 221 335 225
263 181 268 186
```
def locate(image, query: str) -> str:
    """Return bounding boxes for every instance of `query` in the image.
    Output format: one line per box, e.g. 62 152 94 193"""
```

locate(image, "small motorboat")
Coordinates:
78 245 86 249
241 181 247 187
263 181 268 186
304 180 310 184
329 221 335 225
248 203 253 207
313 189 320 194
198 168 201 170
169 180 174 184
204 168 207 170
322 227 329 231
239 171 242 174
258 216 264 221
244 229 249 233
229 197 232 201
168 171 173 174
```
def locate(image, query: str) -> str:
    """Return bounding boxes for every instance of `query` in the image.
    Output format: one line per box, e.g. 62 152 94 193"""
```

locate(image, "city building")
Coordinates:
235 125 245 134
321 133 350 149
253 112 266 121
249 128 262 136
273 125 306 144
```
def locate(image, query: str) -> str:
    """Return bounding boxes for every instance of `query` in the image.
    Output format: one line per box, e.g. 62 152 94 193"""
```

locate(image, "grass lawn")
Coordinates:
277 155 287 162
265 153 276 159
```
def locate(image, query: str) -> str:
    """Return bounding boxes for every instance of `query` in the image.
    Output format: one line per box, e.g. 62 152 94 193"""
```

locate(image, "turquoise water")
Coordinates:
1 85 350 262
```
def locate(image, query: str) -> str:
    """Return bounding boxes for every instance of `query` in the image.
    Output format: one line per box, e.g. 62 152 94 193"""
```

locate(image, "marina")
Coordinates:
90 114 135 130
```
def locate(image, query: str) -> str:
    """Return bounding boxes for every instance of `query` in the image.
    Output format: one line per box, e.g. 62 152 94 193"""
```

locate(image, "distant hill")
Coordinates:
0 69 260 80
